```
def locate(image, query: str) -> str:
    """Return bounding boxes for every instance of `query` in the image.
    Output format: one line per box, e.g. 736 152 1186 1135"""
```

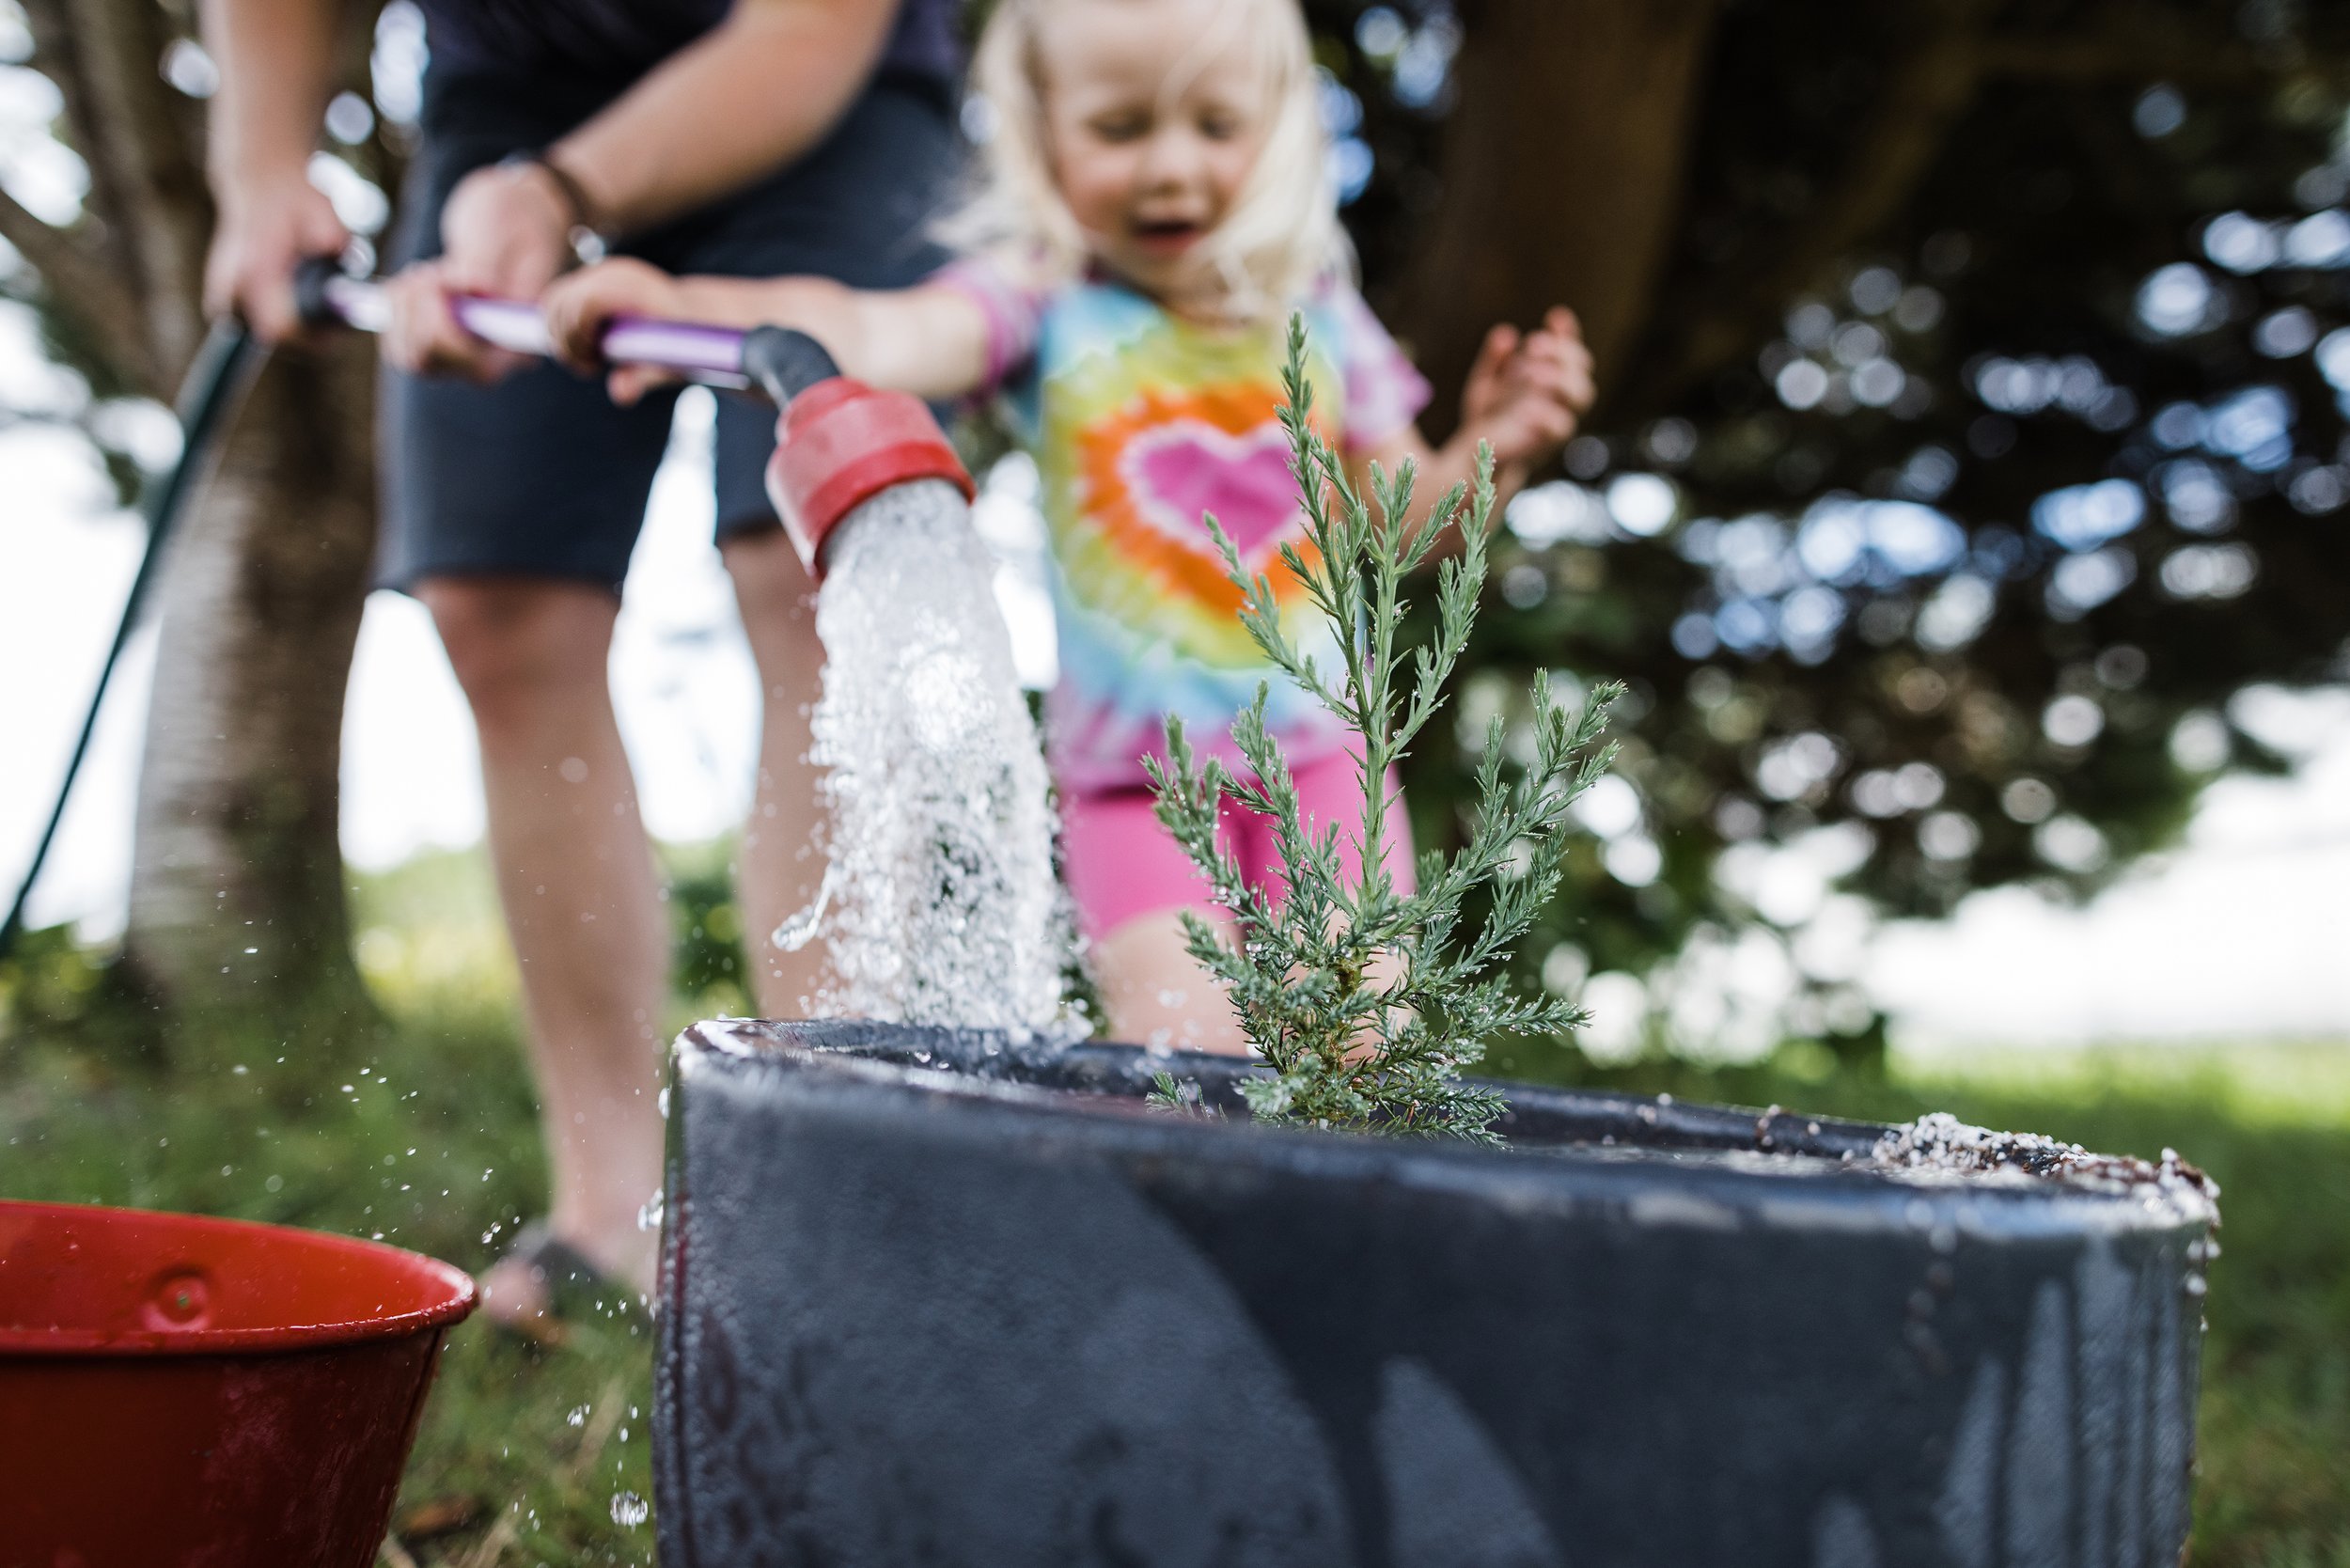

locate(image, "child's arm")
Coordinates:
1349 306 1594 551
540 257 994 405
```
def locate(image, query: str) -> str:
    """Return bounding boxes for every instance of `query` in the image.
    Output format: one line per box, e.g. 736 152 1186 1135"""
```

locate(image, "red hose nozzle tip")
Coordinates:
764 380 974 579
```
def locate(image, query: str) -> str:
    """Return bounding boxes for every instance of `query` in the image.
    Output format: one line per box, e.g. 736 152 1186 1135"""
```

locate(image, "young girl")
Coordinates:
542 0 1593 1054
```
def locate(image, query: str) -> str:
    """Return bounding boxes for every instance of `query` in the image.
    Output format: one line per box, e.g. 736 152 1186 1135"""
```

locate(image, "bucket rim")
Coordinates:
0 1199 478 1357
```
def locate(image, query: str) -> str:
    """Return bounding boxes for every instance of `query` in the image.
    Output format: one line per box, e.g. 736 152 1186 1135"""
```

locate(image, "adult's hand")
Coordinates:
202 172 348 344
383 159 577 382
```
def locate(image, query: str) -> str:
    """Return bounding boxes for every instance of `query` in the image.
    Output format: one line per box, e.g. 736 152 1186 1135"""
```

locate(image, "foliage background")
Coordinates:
1302 0 2350 1067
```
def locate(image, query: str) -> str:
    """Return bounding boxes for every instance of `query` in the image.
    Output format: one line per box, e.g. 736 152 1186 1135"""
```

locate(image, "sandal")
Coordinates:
478 1222 618 1345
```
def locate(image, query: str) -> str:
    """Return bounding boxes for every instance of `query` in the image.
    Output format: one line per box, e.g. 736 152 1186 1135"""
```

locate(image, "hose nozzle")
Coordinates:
751 326 974 579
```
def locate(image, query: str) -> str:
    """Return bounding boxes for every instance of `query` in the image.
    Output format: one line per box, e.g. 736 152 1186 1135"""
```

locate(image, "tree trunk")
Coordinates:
1400 0 1721 432
126 337 380 1042
5 0 384 1047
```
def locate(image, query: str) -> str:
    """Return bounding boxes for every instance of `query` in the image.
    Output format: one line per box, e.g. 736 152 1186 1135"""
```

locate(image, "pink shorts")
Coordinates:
1059 749 1418 941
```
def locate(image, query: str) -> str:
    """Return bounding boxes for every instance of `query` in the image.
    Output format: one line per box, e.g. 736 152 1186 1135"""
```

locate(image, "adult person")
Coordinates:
200 0 963 1331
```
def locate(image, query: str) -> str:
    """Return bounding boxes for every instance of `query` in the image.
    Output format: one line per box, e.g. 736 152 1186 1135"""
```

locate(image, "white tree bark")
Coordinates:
0 0 382 1034
126 339 379 1029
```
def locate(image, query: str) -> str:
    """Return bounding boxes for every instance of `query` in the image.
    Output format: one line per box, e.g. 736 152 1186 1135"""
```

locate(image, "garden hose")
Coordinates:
0 316 261 965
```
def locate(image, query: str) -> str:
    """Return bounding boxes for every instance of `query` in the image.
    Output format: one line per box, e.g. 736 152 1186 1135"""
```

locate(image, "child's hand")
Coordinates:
1458 306 1595 472
543 263 861 405
540 258 693 405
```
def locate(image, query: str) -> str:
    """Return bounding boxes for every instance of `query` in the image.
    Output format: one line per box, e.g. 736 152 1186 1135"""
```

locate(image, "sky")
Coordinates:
5 365 2349 1054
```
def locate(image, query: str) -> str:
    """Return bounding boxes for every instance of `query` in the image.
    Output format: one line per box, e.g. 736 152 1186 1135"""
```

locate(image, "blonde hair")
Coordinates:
938 0 1350 321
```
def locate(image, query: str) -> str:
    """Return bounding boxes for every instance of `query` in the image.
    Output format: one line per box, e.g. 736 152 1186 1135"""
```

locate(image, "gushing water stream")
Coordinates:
775 479 1072 1031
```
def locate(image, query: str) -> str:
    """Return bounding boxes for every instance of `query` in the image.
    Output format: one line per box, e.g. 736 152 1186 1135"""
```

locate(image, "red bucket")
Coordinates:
0 1200 477 1568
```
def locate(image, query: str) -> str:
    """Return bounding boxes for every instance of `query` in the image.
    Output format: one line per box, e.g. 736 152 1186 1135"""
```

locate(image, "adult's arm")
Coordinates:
388 0 902 380
552 0 901 238
197 0 350 342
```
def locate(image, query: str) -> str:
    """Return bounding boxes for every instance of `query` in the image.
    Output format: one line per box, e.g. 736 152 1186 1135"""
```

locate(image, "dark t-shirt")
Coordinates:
415 0 962 92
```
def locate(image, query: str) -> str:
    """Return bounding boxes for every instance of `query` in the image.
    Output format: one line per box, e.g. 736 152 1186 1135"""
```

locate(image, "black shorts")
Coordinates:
376 67 960 593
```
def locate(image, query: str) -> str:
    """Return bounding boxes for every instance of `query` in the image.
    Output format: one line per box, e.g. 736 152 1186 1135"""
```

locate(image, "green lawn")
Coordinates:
2 857 2344 1566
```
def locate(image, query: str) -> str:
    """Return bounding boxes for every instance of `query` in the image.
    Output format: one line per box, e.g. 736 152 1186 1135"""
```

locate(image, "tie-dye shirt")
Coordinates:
938 260 1432 792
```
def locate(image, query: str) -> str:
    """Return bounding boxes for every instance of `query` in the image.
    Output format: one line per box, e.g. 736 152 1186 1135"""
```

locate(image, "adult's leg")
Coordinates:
419 575 666 1309
720 530 831 1017
378 70 682 1325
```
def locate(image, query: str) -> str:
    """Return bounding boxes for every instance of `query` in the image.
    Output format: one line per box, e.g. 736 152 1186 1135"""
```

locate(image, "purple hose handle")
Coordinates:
306 268 752 388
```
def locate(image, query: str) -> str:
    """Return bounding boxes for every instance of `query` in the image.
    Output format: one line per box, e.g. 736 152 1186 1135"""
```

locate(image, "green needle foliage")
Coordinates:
1146 318 1621 1144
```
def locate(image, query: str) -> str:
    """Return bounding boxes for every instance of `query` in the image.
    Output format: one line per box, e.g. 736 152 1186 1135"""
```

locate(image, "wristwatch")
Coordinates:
496 149 610 266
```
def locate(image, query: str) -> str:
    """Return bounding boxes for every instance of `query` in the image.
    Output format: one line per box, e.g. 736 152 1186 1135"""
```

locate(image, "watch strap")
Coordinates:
497 149 611 263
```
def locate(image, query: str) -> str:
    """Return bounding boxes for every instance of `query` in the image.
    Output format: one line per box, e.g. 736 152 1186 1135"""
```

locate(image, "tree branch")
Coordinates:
55 0 213 377
1618 5 2348 418
24 0 212 384
0 188 160 392
17 0 102 187
1618 0 1996 416
1977 27 2311 86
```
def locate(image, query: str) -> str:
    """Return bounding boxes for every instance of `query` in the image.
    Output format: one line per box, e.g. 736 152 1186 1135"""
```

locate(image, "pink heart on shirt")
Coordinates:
1119 420 1302 565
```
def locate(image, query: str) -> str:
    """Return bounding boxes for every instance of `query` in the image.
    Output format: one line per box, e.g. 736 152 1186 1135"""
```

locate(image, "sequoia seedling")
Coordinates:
1148 318 1620 1142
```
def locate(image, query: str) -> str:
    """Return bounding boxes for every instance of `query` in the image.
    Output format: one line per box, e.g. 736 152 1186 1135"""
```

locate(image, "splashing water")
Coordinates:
776 479 1071 1030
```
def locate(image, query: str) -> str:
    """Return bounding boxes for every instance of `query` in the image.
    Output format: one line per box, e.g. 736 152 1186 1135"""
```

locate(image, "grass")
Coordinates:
0 1005 662 1567
2 853 2345 1565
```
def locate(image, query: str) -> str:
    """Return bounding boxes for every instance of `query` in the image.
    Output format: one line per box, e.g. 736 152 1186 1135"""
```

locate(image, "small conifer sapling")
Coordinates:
1145 319 1620 1143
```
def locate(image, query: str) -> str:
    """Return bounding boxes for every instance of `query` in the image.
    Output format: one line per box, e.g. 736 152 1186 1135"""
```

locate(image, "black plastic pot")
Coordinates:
655 1020 2215 1568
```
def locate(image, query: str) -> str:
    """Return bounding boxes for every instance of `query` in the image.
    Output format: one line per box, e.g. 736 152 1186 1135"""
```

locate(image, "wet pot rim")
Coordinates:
677 1019 2220 1243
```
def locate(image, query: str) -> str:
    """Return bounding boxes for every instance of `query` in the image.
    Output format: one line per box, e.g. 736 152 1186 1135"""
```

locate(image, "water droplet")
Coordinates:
567 1403 589 1427
611 1491 650 1527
